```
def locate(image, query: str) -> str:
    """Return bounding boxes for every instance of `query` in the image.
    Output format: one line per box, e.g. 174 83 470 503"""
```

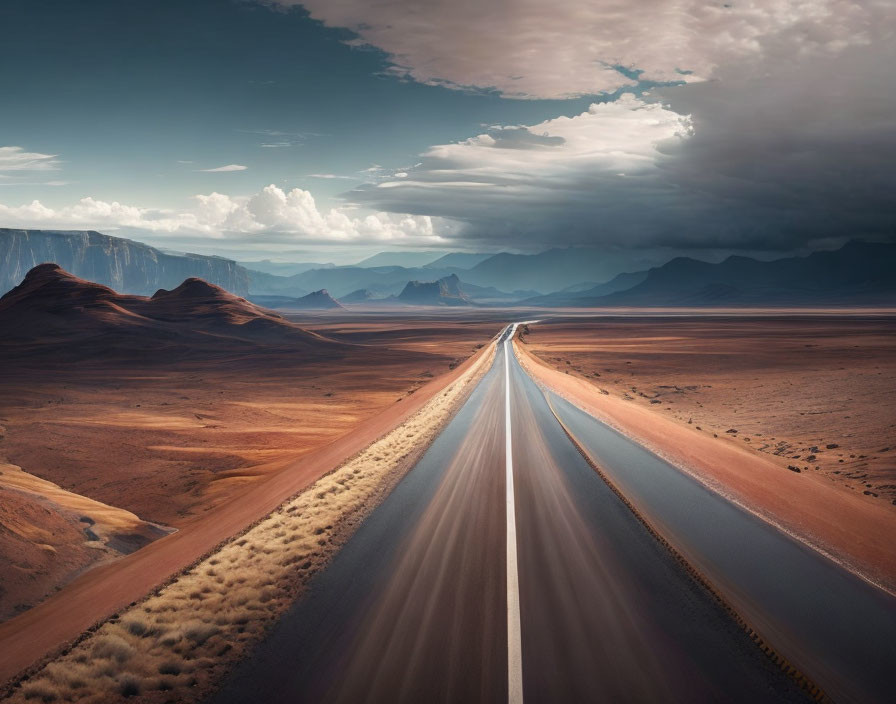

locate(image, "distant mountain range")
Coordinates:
237 259 334 276
249 289 343 310
2 228 893 307
539 241 896 307
355 251 444 268
424 252 492 270
256 274 523 308
245 265 437 299
523 271 648 306
352 250 493 269
340 288 380 303
240 247 648 299
1 228 249 296
460 282 541 304
455 247 635 294
0 229 653 303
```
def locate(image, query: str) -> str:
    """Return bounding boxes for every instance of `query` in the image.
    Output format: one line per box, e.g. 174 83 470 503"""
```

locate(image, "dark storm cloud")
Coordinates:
3 0 893 258
271 0 895 254
347 37 896 253
652 39 896 251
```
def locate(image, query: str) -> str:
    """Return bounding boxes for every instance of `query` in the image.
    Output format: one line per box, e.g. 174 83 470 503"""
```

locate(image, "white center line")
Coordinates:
505 324 524 704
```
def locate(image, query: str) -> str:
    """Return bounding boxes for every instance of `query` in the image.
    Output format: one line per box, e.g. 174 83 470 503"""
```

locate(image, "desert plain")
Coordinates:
0 307 502 621
1 301 894 702
520 314 896 505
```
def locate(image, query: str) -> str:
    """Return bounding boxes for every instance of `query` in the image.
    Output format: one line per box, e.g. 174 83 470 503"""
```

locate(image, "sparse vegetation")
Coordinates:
523 318 896 503
2 343 495 704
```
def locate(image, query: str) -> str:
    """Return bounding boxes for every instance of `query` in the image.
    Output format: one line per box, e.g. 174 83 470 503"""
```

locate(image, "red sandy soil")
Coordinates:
516 316 896 592
0 472 166 622
0 266 502 658
0 489 93 613
0 332 500 686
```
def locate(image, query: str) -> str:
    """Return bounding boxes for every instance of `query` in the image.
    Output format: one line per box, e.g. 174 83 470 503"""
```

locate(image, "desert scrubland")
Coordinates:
0 321 498 528
521 315 896 503
0 347 483 618
0 336 495 704
0 267 502 622
518 314 896 588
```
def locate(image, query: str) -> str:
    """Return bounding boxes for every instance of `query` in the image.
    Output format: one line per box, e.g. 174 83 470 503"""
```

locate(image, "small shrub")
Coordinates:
159 629 183 647
92 635 134 663
184 623 220 646
158 661 182 676
43 662 88 690
119 675 141 697
21 681 59 702
123 619 147 636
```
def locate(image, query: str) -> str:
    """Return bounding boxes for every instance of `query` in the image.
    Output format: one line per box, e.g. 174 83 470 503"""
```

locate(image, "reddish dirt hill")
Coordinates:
0 266 504 628
0 264 340 362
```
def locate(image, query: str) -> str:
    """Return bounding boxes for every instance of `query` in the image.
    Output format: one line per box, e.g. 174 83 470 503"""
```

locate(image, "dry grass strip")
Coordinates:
3 343 495 704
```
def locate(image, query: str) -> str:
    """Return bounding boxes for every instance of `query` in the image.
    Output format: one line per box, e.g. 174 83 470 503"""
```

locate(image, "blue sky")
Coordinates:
1 0 893 263
0 0 595 210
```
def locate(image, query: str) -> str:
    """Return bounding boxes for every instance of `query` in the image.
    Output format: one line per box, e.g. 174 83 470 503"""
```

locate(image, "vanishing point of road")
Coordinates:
215 324 896 704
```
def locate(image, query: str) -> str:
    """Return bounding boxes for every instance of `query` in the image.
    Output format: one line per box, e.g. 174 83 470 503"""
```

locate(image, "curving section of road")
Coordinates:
215 325 894 703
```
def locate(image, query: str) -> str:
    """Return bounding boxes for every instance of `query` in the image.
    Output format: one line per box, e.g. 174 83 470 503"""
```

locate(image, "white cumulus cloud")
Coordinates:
351 94 695 244
0 185 455 246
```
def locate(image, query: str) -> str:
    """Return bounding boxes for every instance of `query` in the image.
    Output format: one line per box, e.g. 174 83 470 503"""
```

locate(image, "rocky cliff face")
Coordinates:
0 228 250 296
398 273 470 306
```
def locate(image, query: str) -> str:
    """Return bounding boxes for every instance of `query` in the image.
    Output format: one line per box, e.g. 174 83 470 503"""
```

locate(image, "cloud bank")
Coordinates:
269 0 895 253
270 0 878 99
351 95 696 245
350 44 896 253
0 185 451 246
3 3 893 257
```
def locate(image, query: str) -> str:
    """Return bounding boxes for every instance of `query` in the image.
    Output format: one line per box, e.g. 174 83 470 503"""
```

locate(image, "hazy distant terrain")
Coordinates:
3 229 896 309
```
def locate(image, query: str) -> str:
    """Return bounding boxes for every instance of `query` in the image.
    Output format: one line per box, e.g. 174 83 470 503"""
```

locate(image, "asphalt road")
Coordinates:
214 325 893 703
